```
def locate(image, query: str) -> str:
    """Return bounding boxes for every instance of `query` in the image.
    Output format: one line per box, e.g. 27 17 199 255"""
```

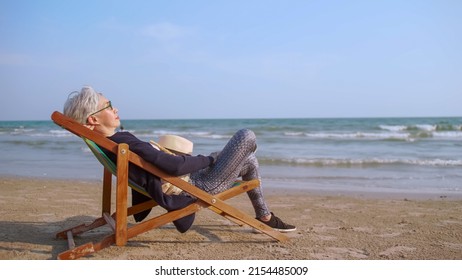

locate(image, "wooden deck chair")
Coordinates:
51 111 288 260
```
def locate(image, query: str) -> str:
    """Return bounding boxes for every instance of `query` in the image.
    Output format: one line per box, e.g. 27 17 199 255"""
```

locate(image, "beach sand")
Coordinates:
1 176 461 260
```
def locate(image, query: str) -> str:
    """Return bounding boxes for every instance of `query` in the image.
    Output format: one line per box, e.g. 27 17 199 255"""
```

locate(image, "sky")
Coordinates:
0 0 461 120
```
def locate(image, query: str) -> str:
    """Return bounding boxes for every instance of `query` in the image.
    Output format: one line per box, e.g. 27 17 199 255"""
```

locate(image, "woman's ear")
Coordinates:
85 115 98 129
87 115 97 125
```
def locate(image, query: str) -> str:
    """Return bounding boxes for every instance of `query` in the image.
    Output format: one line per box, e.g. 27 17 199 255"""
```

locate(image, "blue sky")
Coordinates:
1 0 461 120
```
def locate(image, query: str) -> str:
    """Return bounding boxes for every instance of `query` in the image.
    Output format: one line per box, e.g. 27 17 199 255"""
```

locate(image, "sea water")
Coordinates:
1 117 461 196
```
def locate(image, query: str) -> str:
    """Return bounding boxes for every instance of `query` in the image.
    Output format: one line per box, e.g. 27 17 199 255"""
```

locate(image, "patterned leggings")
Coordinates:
190 129 270 219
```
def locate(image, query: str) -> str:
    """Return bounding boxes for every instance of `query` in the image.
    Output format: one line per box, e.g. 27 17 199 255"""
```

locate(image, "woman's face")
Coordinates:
87 95 120 136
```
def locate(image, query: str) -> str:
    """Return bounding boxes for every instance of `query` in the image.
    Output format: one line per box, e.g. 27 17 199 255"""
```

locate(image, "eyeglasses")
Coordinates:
88 101 113 116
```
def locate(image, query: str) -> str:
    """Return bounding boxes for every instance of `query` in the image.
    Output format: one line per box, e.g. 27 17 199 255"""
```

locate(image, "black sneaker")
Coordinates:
259 212 296 232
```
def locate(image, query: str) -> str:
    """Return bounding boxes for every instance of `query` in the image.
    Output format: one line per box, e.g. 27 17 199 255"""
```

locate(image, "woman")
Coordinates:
64 86 295 233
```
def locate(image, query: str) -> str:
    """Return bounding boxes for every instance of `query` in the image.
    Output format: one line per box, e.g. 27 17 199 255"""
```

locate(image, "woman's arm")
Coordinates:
109 132 213 176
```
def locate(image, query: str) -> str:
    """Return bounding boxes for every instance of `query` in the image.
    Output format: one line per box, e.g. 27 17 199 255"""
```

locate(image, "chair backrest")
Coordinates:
83 138 117 172
83 138 151 198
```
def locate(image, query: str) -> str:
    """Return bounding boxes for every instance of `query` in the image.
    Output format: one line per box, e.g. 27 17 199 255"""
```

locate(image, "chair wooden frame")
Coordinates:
51 111 288 260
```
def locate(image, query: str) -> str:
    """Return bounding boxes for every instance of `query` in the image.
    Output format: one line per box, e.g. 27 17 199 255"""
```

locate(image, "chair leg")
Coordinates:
58 242 96 260
56 216 108 239
57 234 116 260
102 168 112 215
56 215 111 260
115 144 129 246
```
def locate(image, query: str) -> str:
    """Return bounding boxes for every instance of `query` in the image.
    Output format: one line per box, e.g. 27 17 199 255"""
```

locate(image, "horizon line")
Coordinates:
1 115 461 122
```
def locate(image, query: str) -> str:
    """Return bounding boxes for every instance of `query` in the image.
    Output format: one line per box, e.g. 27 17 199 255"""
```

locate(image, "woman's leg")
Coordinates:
190 129 270 218
239 154 271 219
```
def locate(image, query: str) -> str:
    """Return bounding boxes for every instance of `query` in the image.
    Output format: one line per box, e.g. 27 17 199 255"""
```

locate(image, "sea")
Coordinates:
1 117 461 197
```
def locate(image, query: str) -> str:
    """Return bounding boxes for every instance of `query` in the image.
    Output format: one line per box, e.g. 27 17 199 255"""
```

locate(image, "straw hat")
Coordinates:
150 135 193 196
156 135 193 155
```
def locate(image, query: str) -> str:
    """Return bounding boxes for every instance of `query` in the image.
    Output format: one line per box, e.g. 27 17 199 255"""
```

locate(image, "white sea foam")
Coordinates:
260 157 462 167
433 131 462 139
379 125 407 131
48 130 72 137
11 127 35 134
303 131 411 140
416 124 437 131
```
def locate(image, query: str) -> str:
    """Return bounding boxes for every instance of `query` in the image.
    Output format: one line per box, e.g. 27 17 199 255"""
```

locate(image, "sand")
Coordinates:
0 176 461 260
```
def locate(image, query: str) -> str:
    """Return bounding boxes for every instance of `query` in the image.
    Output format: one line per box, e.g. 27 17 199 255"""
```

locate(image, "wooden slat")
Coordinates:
56 217 107 239
208 180 260 226
57 242 95 260
56 223 86 239
115 143 128 246
127 203 202 238
127 200 158 216
66 231 75 249
103 212 116 232
102 168 112 214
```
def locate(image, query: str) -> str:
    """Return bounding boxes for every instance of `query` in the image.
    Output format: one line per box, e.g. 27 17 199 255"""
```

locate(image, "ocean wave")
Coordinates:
30 130 74 137
11 127 35 135
433 131 462 138
380 124 462 132
302 132 411 141
130 129 232 140
282 130 462 141
259 157 462 167
379 125 408 132
0 127 74 138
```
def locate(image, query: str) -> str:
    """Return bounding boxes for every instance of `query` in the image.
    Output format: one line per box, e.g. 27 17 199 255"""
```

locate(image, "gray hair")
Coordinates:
63 86 101 124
